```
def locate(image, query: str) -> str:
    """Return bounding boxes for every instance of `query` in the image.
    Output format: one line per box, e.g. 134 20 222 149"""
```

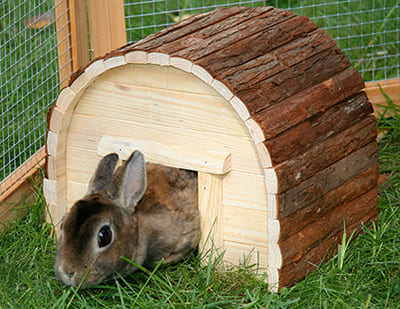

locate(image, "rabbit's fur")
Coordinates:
54 151 199 288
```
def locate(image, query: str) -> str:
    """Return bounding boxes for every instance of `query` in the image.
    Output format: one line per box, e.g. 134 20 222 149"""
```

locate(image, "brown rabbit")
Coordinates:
54 151 199 288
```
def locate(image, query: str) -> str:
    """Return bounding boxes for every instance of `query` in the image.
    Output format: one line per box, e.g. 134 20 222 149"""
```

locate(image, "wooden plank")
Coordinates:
48 106 74 133
0 169 42 232
279 163 379 241
68 113 263 175
130 7 250 52
125 51 148 64
54 0 72 87
265 92 374 165
0 147 45 196
230 96 251 121
267 116 377 193
279 204 377 287
222 170 267 211
276 141 378 217
97 135 232 175
69 72 90 96
75 70 253 140
87 0 127 58
365 78 400 115
198 173 224 255
155 6 276 56
253 68 365 140
223 205 267 247
237 47 351 114
148 52 170 66
47 154 66 181
0 148 45 231
69 0 90 71
98 64 220 97
65 148 99 190
279 188 377 266
47 202 66 232
66 181 88 207
215 28 336 84
167 66 219 95
196 14 317 77
223 241 281 269
84 59 107 81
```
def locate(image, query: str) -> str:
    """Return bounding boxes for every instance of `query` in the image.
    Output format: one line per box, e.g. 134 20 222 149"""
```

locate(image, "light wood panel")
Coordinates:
365 78 400 115
97 136 232 175
198 173 224 256
63 61 273 280
87 0 127 58
69 0 90 71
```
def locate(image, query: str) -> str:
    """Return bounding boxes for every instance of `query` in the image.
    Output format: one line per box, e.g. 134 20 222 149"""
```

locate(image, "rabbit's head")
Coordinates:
54 151 147 288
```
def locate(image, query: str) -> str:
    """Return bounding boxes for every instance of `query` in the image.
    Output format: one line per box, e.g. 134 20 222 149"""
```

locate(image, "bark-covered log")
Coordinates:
253 68 365 140
235 47 351 114
277 141 378 218
271 115 377 193
265 92 374 165
279 188 377 266
158 7 287 58
127 7 250 51
279 204 377 287
195 15 317 76
280 163 379 241
217 29 337 91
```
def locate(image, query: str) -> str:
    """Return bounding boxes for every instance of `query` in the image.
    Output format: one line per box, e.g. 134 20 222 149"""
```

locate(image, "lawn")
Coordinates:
0 103 399 307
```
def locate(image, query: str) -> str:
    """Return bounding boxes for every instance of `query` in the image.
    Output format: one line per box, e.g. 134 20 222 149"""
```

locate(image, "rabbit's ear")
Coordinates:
108 151 147 212
87 153 119 194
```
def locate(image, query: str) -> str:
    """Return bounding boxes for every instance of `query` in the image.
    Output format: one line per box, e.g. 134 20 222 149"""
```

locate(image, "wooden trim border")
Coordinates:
365 78 400 115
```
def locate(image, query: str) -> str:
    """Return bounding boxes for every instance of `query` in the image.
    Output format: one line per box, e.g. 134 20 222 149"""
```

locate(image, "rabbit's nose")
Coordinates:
56 264 76 285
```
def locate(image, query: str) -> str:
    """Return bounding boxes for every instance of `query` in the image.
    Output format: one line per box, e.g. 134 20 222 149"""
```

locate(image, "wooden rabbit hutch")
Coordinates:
43 6 379 291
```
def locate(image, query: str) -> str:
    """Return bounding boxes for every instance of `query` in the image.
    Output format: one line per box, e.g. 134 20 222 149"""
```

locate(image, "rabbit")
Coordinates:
54 151 200 288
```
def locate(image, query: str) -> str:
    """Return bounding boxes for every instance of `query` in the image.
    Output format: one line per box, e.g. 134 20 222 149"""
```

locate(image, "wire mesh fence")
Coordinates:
125 0 400 83
0 0 71 191
0 0 399 195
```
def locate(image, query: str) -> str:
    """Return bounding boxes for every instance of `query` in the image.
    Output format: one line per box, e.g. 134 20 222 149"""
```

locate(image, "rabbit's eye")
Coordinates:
98 225 112 248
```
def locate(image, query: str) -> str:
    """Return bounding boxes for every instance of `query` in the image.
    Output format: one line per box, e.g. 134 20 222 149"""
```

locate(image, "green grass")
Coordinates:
1 98 400 307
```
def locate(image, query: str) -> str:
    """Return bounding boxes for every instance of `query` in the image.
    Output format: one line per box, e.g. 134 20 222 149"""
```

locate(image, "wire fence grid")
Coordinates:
0 0 71 192
125 0 400 83
0 0 399 195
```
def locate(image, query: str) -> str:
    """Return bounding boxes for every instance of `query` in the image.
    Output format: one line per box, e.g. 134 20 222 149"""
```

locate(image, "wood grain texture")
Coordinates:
279 163 379 241
365 78 400 115
172 8 296 62
276 141 378 217
235 46 351 114
128 7 251 52
279 204 377 287
269 115 377 193
198 173 224 255
265 92 373 165
253 68 365 140
150 7 275 56
54 0 72 88
97 136 232 175
279 188 377 265
87 0 126 58
69 0 90 71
